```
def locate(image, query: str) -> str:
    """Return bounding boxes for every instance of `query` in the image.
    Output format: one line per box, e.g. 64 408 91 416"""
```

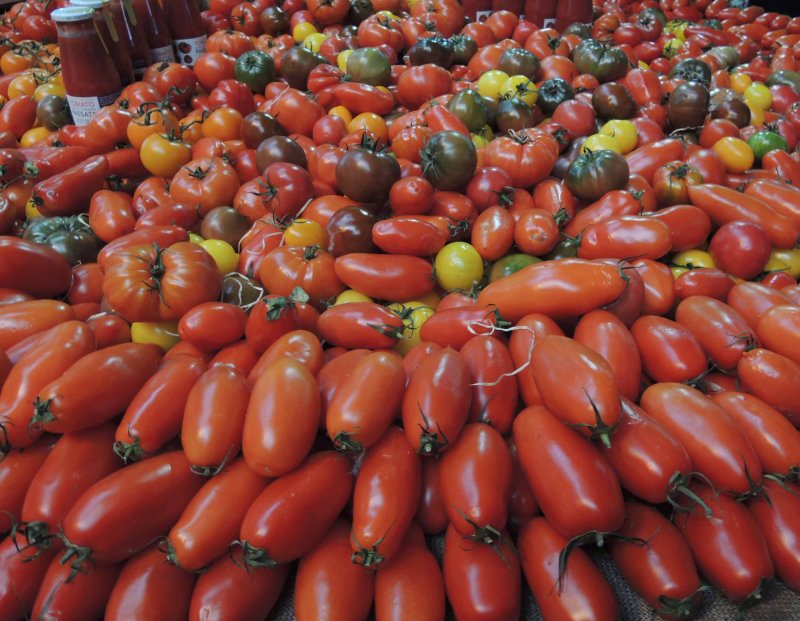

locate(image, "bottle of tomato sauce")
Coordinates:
52 6 122 126
131 0 176 63
111 0 153 79
525 0 557 28
162 0 207 67
69 0 135 86
556 0 593 32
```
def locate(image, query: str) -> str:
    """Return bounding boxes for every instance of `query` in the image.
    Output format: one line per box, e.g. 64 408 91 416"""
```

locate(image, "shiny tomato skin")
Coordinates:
247 329 324 384
512 405 624 538
0 436 55 532
531 335 621 440
416 456 448 536
518 517 619 621
673 268 735 302
0 236 72 298
727 282 793 330
648 204 712 252
755 304 800 366
168 457 267 572
352 426 421 568
33 342 162 434
674 482 773 602
573 309 642 402
708 221 772 280
239 451 353 565
177 302 248 352
418 305 502 352
375 524 446 621
509 313 564 407
443 523 521 621
317 302 403 350
440 423 512 541
326 351 405 451
630 258 675 317
105 544 196 621
610 502 702 616
0 536 57 621
737 348 800 427
62 451 204 564
317 348 371 423
460 335 517 433
334 253 435 302
296 518 375 621
115 356 206 459
0 299 75 351
577 215 672 261
243 357 320 477
639 383 762 495
631 315 708 383
401 347 471 456
189 551 288 621
747 479 800 591
182 365 250 470
32 554 121 621
21 423 119 539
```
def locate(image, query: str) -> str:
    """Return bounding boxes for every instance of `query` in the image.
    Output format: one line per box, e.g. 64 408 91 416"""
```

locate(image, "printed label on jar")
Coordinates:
543 17 556 27
173 35 206 68
475 10 492 21
66 92 121 127
151 45 176 64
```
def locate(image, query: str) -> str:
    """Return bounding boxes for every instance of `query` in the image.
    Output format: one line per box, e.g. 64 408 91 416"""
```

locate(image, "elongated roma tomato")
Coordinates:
247 329 324 383
418 305 505 351
375 524 445 621
478 258 628 322
0 436 55 533
507 436 539 529
747 479 800 591
416 457 449 535
352 426 421 568
168 457 268 572
755 304 800 366
0 299 75 351
737 348 800 426
531 335 621 444
182 365 250 472
243 357 320 477
519 517 619 621
326 351 405 452
460 335 518 433
674 482 773 603
577 215 672 261
726 282 793 330
296 518 375 621
512 405 624 538
188 551 289 621
443 523 521 621
62 451 204 564
334 253 435 302
0 236 72 298
317 302 403 349
610 502 703 618
105 544 196 621
401 347 471 456
439 422 512 542
639 383 761 495
114 356 206 461
0 535 57 621
178 302 248 352
21 424 119 544
509 313 564 407
631 315 708 383
31 342 162 434
238 451 353 567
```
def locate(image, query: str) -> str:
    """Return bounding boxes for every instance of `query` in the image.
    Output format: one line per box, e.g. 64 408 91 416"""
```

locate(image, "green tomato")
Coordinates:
235 50 276 93
488 253 540 282
435 242 484 291
746 130 789 162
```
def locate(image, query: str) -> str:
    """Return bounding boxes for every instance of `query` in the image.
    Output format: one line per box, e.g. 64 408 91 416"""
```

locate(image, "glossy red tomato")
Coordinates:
247 329 324 383
0 534 57 620
708 221 772 279
727 282 793 330
258 245 344 309
755 304 800 366
416 456 448 536
631 315 708 383
317 302 403 350
737 348 800 426
460 335 518 433
0 299 75 351
177 302 248 352
0 436 55 533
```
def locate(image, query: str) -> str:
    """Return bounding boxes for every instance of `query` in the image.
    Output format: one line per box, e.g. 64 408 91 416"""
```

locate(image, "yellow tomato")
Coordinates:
140 133 192 178
476 70 510 101
348 112 388 143
387 301 435 355
729 72 752 94
20 127 51 147
131 321 180 352
293 21 318 43
582 133 622 154
8 73 37 98
472 134 489 149
376 10 399 19
671 266 689 279
25 198 42 219
189 233 205 244
435 242 484 291
662 38 683 58
33 81 66 101
763 256 790 274
770 249 800 279
303 32 329 53
744 82 772 111
200 239 238 274
337 49 353 72
747 102 765 127
672 249 716 270
713 136 755 173
599 119 638 154
499 75 538 107
637 60 649 69
334 289 373 304
665 19 689 40
329 105 353 124
283 219 327 247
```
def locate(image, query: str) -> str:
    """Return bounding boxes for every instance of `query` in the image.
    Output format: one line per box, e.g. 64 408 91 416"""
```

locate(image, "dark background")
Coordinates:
755 0 800 16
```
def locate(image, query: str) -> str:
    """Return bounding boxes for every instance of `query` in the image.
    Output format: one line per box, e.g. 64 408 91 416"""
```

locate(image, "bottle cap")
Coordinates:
51 6 95 21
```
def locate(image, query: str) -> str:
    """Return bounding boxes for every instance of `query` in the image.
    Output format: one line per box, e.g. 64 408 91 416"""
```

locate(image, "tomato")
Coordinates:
630 315 707 383
170 157 241 217
562 190 641 238
351 427 420 568
483 129 558 188
375 524 446 621
103 242 222 323
727 282 793 330
708 221 772 280
0 436 54 534
246 329 324 383
674 482 773 603
415 456 448 535
578 215 671 261
639 383 762 495
512 405 624 538
443 523 520 621
176 302 247 352
372 215 449 257
459 334 517 432
88 190 136 243
237 451 353 567
625 138 685 184
326 351 405 452
647 204 711 252
105 544 195 621
259 245 344 309
610 502 703 618
0 236 72 298
737 348 800 427
402 347 471 456
332 253 434 302
317 302 402 349
31 342 160 434
519 517 619 621
0 535 57 621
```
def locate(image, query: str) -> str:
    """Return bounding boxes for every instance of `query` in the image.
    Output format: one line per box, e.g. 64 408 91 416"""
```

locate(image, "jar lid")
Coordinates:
70 0 111 8
51 6 95 21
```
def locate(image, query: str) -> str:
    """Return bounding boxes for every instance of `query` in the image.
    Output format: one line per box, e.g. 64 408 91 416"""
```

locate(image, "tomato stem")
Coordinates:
57 535 95 583
113 437 146 464
654 587 710 619
29 397 56 432
229 540 277 570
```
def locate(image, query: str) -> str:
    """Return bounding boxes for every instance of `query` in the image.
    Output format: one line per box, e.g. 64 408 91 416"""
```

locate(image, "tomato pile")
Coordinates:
1 0 800 618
